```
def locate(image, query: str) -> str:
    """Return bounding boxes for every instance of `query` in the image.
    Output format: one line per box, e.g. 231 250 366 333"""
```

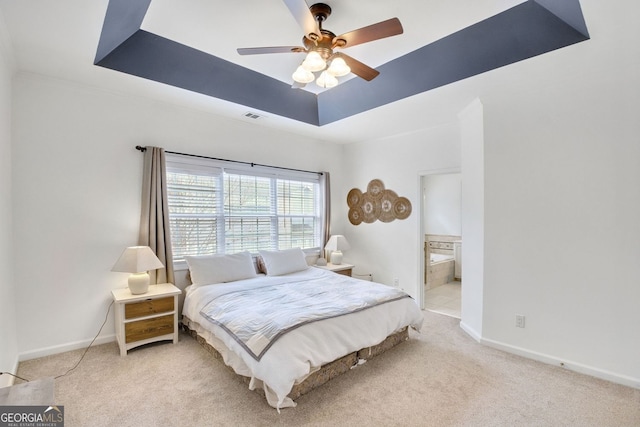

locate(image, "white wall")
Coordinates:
0 11 18 387
423 173 461 236
12 73 343 359
340 1 640 388
478 1 640 386
340 124 461 298
459 99 484 341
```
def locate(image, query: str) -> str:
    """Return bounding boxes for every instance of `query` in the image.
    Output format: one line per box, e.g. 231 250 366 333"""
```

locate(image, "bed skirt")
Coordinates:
181 318 409 402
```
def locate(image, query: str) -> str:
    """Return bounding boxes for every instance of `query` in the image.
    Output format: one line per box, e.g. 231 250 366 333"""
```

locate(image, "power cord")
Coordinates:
55 300 114 379
0 300 114 383
0 372 30 382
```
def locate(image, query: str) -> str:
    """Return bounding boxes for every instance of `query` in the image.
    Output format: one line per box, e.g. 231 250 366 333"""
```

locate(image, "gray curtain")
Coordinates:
320 172 331 257
138 146 175 285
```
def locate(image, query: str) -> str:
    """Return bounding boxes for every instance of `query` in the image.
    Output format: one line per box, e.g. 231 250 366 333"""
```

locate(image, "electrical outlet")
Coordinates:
393 278 399 287
515 315 526 328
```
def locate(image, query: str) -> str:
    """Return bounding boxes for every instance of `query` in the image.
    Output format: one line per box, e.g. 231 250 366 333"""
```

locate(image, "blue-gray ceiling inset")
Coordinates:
95 0 589 126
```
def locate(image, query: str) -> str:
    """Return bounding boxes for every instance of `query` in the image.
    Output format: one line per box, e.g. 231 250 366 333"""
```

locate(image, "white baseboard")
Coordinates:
482 337 640 390
18 334 116 362
459 320 481 342
0 358 19 388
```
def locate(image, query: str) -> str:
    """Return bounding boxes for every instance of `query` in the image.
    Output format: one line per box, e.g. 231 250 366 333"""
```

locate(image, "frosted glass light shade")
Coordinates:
327 57 351 77
302 51 326 71
292 65 314 84
112 246 164 294
302 51 326 72
316 71 338 88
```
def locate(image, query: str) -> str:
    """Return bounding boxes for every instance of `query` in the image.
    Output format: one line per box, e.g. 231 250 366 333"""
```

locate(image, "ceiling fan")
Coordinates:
237 0 403 88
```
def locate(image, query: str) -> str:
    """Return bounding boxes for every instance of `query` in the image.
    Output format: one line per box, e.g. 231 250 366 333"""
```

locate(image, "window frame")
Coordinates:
165 154 324 270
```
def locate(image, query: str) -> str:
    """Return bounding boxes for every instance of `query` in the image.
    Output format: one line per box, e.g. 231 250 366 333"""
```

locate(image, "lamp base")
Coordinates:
128 272 150 294
330 250 343 265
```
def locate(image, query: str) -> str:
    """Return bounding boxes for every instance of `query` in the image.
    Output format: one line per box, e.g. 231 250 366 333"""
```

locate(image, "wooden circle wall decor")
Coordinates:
379 190 398 223
348 206 364 225
347 188 363 208
361 194 381 223
367 179 385 199
347 179 412 225
393 197 412 220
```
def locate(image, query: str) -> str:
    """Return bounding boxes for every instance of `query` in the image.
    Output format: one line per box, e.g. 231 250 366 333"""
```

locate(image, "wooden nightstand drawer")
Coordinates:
334 268 352 277
125 296 174 319
125 314 174 343
112 283 181 356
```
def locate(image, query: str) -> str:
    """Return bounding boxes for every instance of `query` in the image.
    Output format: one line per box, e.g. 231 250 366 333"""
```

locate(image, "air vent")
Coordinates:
243 111 262 120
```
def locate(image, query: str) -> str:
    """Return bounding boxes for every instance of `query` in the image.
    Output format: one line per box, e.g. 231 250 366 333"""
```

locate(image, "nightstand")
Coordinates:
316 263 354 277
111 283 181 356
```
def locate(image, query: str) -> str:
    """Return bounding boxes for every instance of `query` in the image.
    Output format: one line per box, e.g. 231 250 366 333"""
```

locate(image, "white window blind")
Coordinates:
166 154 322 265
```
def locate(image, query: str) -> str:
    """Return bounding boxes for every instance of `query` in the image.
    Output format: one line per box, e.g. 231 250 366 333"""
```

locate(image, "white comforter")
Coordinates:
182 267 424 409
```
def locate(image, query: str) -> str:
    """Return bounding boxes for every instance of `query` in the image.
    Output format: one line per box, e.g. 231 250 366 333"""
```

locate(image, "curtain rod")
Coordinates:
135 146 322 175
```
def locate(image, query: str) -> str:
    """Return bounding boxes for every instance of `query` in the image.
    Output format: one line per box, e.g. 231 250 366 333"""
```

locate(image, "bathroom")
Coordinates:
422 172 462 318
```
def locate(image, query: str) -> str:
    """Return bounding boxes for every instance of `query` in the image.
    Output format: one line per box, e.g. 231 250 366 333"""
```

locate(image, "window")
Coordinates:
166 154 323 266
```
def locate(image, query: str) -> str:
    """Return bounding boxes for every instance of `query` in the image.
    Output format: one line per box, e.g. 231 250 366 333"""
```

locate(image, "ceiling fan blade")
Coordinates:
237 46 306 55
334 18 403 49
282 0 321 40
334 53 380 81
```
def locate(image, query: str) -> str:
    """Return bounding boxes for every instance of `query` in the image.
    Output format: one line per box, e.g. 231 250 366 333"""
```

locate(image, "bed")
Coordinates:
181 249 424 410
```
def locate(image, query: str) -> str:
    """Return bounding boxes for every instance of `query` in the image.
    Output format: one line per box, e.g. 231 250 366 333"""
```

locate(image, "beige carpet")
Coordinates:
15 310 640 426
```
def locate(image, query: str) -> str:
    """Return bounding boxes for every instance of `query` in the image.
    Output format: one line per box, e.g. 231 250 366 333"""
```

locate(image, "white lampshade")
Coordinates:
316 71 338 89
292 65 314 84
324 235 350 265
327 57 351 77
301 51 326 72
112 246 164 294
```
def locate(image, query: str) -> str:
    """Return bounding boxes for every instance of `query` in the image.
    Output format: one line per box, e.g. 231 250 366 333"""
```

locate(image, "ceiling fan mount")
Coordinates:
303 4 346 55
309 3 332 26
237 0 404 84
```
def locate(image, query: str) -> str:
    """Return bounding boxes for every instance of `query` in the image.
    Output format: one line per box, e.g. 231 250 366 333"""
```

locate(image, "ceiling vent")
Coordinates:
243 111 263 120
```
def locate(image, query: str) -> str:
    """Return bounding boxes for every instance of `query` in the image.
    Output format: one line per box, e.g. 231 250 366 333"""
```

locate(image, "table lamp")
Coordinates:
324 235 351 265
111 246 164 294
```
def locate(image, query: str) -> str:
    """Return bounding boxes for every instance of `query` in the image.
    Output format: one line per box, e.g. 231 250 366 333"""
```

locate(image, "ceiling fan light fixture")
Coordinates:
238 2 404 86
316 70 338 88
302 51 326 72
327 57 350 77
292 65 315 84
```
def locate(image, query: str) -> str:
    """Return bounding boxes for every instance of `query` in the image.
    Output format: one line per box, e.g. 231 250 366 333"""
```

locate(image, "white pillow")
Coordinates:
185 251 257 286
258 248 309 276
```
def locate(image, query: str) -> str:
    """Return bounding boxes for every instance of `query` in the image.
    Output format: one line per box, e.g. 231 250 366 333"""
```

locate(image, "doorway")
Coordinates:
421 172 462 318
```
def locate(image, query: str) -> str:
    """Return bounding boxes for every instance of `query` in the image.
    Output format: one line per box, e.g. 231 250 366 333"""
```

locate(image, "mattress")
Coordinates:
182 267 424 409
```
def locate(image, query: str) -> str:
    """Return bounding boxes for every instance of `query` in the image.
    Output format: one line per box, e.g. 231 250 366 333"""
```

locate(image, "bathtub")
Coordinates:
430 253 454 264
427 252 455 289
